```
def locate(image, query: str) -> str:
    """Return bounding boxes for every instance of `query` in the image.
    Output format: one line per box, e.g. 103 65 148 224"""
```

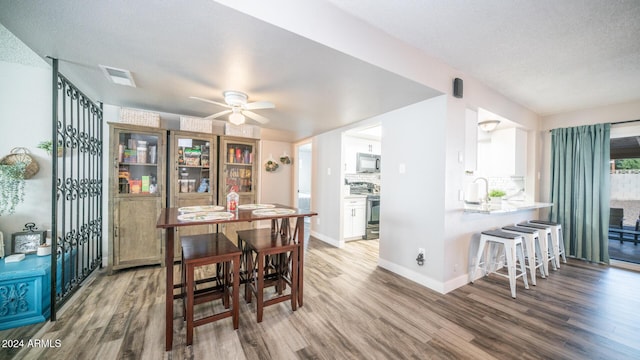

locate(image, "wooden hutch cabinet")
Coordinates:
218 136 259 240
108 123 166 272
167 130 218 261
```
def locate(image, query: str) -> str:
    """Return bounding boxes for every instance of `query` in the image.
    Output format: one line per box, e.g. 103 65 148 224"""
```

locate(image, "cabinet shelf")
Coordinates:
224 162 253 166
177 165 210 169
119 162 158 166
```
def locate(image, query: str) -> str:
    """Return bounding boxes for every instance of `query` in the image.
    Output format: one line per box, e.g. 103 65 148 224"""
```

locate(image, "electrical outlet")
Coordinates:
454 263 458 273
418 248 425 256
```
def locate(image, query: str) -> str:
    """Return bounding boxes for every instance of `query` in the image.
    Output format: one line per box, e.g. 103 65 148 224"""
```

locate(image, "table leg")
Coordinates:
165 227 174 351
296 217 304 307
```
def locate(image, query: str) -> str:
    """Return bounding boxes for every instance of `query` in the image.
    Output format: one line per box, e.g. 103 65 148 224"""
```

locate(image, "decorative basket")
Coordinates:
0 147 39 179
119 107 161 127
180 116 212 133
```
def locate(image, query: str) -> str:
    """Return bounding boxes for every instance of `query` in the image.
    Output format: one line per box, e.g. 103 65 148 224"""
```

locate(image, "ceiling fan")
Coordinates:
189 91 275 125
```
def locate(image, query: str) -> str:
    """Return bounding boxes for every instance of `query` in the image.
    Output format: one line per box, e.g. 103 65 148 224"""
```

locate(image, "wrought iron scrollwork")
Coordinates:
51 64 103 320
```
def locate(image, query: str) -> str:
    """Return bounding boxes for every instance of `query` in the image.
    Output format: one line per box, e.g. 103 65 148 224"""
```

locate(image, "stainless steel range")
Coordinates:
364 194 380 240
349 182 380 240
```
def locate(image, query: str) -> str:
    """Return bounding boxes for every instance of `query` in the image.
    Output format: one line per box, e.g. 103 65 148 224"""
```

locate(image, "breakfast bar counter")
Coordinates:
463 202 553 215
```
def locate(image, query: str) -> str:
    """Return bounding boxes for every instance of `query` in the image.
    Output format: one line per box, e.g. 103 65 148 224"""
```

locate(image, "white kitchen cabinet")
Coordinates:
344 136 381 173
489 128 527 176
464 108 478 172
343 197 366 240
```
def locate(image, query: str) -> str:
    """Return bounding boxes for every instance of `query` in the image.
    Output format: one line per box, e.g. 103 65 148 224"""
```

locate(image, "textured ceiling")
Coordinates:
0 0 440 141
1 0 639 141
0 23 48 68
325 0 640 116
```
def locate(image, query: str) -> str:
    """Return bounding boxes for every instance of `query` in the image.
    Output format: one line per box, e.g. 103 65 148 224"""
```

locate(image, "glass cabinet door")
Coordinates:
116 130 161 196
173 136 214 196
220 139 257 204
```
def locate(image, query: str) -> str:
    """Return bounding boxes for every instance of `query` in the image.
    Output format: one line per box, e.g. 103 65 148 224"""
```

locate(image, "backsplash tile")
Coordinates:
345 173 380 186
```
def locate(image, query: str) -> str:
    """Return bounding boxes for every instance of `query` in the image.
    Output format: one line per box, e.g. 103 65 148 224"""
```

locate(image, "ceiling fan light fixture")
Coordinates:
229 111 245 125
478 119 500 132
223 91 248 107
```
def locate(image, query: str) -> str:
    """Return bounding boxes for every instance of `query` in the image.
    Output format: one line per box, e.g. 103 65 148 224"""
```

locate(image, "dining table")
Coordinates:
156 203 317 351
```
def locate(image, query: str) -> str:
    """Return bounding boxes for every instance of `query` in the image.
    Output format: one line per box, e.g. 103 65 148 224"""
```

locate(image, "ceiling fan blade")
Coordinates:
189 96 229 108
243 110 270 124
244 101 275 110
205 110 231 119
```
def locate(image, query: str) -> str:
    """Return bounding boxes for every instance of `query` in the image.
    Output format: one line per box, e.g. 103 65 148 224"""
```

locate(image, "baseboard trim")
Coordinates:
310 231 343 248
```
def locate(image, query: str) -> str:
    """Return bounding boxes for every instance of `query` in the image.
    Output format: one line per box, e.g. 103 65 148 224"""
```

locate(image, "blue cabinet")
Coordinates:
0 254 51 330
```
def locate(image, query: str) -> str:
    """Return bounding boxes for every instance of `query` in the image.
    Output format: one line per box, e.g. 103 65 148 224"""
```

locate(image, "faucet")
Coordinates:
473 177 489 203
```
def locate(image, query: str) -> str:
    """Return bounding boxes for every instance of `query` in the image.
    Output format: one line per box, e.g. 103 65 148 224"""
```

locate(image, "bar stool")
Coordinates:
181 233 241 346
471 229 529 298
238 228 298 322
501 225 546 285
517 222 560 269
529 220 567 265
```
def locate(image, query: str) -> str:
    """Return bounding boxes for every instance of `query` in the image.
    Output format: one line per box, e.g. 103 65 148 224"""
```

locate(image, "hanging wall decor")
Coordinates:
279 152 292 165
0 162 26 216
0 147 39 179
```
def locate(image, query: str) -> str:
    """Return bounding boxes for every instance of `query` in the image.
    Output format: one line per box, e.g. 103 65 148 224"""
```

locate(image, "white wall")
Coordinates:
309 131 343 246
0 60 52 255
377 97 448 290
259 140 294 205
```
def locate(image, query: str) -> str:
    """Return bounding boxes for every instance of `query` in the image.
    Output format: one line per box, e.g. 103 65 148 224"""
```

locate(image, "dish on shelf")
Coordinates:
252 208 296 216
177 211 234 222
237 204 275 210
178 205 224 213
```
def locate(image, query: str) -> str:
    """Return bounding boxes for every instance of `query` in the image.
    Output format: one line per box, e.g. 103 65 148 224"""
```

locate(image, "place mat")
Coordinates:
177 211 234 222
178 205 224 213
252 208 296 216
238 203 276 210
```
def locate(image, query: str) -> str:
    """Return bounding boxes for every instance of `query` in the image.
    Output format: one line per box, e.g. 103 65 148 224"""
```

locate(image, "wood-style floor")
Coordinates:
3 237 640 360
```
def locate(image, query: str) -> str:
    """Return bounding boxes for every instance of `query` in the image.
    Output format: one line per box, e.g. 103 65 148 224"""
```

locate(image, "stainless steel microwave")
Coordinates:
356 153 381 173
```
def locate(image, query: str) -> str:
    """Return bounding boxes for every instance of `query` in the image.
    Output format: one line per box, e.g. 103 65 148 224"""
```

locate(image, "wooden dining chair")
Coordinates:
237 226 298 322
180 232 241 346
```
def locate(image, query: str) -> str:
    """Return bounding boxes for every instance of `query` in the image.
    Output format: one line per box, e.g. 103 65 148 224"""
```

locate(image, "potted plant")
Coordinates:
37 140 64 157
488 189 506 204
0 162 26 215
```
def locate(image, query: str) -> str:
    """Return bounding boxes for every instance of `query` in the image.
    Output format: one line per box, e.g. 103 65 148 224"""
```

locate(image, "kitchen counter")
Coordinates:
344 194 368 199
463 201 553 214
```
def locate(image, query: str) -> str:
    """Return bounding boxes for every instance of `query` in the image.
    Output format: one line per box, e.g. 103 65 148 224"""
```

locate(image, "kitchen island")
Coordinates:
463 201 553 215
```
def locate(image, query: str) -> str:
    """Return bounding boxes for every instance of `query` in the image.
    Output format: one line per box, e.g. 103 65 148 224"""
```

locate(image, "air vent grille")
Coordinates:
99 64 136 87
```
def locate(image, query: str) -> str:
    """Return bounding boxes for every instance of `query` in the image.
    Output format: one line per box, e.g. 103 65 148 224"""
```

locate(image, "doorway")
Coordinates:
609 134 640 267
295 141 312 223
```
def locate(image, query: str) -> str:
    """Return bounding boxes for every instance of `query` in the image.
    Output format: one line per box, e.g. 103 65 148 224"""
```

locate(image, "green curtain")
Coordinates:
549 124 610 263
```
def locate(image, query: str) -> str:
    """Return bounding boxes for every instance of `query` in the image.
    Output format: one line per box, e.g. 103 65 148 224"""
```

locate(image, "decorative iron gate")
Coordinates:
50 58 103 320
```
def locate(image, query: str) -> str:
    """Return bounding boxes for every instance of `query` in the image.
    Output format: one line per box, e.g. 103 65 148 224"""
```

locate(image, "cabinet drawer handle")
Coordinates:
114 226 118 238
